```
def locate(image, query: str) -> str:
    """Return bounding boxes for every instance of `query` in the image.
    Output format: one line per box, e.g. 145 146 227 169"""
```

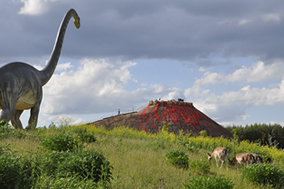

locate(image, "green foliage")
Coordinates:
0 154 21 188
189 159 210 175
40 150 112 183
33 174 97 189
0 153 36 189
199 130 207 137
149 137 171 151
242 163 284 188
226 123 284 149
162 121 171 132
2 123 284 188
186 145 199 152
176 130 190 146
166 149 189 169
41 133 82 152
78 133 97 143
0 120 14 138
183 175 234 189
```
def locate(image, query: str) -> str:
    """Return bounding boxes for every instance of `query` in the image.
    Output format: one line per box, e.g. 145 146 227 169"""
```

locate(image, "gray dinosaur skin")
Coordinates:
0 9 80 129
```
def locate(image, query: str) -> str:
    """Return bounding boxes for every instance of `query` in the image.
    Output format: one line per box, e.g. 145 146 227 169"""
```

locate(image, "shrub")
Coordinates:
189 159 210 175
0 154 21 188
0 153 37 189
40 150 112 183
166 149 189 169
183 175 234 189
0 120 14 138
242 163 284 188
41 133 82 152
78 133 97 143
33 174 97 188
186 145 199 153
199 130 207 137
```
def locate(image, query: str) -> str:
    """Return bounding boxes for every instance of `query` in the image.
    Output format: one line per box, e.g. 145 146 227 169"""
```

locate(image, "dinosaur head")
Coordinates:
73 14 80 29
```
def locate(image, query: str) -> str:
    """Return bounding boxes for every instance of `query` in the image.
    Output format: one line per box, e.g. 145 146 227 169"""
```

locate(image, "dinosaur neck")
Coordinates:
41 9 79 86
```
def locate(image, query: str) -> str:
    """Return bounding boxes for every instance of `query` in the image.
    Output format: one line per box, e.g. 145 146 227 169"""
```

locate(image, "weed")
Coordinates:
186 145 199 153
0 153 21 188
183 175 234 189
41 133 83 152
199 130 207 137
40 150 113 183
78 133 97 143
33 174 97 188
242 163 284 188
189 159 210 175
165 149 189 169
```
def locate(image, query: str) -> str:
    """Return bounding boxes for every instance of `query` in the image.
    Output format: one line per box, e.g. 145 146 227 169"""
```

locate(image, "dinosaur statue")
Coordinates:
0 9 80 129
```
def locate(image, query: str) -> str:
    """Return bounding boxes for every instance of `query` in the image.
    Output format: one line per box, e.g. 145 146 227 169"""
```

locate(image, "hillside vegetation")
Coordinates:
0 121 284 188
226 123 284 148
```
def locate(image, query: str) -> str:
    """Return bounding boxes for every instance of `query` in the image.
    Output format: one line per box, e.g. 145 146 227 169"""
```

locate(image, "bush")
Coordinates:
41 133 82 151
40 150 112 183
0 120 14 138
186 145 199 153
183 175 234 189
189 159 210 175
78 133 96 143
0 153 37 189
0 154 21 188
33 174 97 188
166 149 188 169
242 163 284 188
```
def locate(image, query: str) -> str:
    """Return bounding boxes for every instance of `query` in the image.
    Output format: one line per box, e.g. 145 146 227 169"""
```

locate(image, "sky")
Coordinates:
1 0 284 128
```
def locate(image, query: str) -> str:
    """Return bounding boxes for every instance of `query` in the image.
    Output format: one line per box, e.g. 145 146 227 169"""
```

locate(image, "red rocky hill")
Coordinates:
90 100 233 139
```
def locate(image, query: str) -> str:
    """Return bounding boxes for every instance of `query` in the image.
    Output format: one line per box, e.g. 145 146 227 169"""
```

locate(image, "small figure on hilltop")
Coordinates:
178 98 184 102
0 9 80 129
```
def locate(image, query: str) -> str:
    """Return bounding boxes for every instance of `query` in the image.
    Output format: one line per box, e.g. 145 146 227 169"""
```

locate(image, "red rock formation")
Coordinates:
90 100 233 139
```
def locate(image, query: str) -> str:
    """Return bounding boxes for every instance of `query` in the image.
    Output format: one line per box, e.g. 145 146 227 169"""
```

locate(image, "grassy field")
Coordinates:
0 122 284 188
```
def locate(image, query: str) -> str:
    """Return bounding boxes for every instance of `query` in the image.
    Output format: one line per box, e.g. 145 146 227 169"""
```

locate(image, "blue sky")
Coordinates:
1 0 284 127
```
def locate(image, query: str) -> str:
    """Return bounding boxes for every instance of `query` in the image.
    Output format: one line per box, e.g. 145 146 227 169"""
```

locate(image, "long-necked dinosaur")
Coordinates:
0 9 80 129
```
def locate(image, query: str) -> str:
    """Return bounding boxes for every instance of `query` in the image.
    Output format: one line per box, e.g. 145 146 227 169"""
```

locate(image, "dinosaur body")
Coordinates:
0 9 80 129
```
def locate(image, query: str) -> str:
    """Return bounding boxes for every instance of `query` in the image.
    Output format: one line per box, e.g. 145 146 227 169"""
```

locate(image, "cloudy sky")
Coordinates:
1 0 284 127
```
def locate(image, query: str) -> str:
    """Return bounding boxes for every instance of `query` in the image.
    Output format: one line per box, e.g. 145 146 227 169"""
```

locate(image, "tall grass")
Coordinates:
0 123 284 188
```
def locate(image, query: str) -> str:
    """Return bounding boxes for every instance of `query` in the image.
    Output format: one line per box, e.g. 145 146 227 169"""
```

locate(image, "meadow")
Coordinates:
0 120 284 188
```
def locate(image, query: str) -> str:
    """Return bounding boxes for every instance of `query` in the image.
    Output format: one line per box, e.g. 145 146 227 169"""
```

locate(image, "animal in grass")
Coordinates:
207 147 228 169
229 153 254 170
251 153 262 164
0 9 80 129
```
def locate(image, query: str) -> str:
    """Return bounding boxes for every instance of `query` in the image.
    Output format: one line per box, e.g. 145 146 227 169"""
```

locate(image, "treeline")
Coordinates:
226 123 284 149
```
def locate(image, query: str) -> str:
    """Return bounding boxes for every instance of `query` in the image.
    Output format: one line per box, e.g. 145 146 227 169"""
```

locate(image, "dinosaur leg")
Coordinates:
11 110 24 130
26 101 41 130
0 93 17 127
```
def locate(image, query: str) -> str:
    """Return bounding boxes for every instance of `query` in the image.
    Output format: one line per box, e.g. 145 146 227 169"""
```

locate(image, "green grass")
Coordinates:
0 123 284 188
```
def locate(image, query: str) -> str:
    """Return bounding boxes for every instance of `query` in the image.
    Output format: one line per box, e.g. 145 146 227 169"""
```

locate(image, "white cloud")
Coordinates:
41 58 179 116
193 79 284 124
161 89 183 101
184 60 284 124
57 62 73 71
19 0 59 15
185 61 284 96
262 13 281 22
238 19 251 25
227 61 283 82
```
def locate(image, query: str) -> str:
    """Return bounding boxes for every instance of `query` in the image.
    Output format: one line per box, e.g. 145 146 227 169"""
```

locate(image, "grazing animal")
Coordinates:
229 153 254 170
251 153 262 164
207 147 228 169
0 9 80 129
